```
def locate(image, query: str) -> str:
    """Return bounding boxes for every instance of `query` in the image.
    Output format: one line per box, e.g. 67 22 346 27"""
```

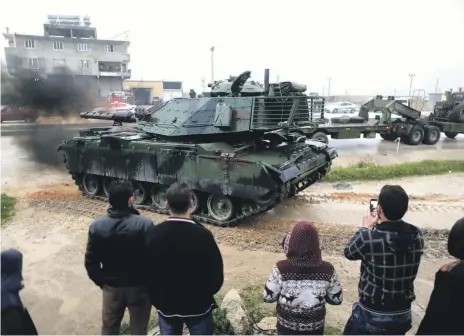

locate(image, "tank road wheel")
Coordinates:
207 195 234 222
422 126 441 145
82 174 100 196
132 182 147 205
103 178 115 197
311 132 329 144
151 186 168 210
190 191 200 214
401 125 424 146
444 131 458 139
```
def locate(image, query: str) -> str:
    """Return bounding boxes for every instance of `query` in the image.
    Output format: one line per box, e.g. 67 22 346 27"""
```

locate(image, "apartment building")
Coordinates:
3 15 131 98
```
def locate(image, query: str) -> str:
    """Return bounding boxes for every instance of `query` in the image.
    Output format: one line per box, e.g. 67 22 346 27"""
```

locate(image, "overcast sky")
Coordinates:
1 0 463 95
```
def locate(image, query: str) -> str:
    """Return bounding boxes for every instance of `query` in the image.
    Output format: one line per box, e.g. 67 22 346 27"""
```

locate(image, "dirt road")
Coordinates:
1 171 462 334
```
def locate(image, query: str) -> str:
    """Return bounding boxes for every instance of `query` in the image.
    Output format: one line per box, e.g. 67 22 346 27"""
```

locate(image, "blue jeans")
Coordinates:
343 302 412 335
157 311 213 335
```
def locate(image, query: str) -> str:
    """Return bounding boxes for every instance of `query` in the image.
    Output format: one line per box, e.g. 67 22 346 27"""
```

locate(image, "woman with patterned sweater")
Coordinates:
262 221 343 335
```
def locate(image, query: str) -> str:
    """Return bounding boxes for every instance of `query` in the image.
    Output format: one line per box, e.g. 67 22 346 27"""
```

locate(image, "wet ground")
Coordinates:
1 125 463 334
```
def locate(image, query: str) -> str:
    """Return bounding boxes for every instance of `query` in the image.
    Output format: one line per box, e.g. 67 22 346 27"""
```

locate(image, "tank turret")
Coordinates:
208 71 266 97
58 70 337 227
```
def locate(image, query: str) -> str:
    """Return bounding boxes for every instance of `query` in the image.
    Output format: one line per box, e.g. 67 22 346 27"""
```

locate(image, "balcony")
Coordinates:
98 61 130 78
98 70 131 78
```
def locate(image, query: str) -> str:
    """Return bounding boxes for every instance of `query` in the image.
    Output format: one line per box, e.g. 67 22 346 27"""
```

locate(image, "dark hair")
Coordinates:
448 217 464 260
378 185 409 221
108 180 134 209
166 182 191 214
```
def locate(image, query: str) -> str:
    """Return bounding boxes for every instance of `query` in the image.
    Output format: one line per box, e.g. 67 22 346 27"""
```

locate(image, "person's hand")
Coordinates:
362 211 378 229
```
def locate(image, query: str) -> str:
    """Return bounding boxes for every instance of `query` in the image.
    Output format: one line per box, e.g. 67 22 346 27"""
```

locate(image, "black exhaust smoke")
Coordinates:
1 65 97 167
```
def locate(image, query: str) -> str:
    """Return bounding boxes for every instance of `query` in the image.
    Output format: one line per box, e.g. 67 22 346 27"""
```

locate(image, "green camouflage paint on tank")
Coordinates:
57 70 338 227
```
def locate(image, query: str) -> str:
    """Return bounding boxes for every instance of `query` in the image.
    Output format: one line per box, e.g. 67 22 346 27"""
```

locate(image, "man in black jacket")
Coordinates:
343 185 424 335
85 180 153 335
145 182 224 335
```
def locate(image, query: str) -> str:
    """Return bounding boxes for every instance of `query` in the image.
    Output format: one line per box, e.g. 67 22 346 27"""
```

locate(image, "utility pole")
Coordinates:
394 88 397 96
276 75 280 82
327 78 332 102
408 73 415 96
210 46 215 83
201 77 205 92
435 78 439 93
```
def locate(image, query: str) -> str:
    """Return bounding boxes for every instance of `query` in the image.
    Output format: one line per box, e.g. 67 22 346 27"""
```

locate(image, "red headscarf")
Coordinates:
282 221 322 267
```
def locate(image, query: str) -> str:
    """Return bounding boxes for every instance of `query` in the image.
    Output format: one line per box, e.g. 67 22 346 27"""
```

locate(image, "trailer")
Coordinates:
299 94 464 145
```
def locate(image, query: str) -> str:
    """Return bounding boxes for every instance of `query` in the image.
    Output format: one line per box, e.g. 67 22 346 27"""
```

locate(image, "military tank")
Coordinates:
58 70 337 227
431 90 464 123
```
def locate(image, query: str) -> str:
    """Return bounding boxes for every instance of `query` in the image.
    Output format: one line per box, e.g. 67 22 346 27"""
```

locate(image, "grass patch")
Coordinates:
1 193 16 226
325 159 464 182
240 285 275 323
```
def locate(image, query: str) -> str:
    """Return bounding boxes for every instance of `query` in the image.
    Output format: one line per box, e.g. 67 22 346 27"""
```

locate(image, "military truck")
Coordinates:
296 92 464 145
58 70 337 227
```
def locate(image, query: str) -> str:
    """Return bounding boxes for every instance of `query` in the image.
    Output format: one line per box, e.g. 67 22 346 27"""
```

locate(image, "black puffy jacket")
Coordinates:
84 207 153 287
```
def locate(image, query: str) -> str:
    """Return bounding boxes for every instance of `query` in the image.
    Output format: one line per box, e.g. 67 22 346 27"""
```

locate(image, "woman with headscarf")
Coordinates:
416 217 464 335
262 221 343 335
1 248 38 335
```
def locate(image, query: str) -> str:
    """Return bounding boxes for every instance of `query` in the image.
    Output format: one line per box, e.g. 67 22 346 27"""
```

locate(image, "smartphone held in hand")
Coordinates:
369 199 378 217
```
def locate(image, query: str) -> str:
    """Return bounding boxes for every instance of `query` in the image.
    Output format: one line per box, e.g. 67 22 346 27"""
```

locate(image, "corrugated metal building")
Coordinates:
123 80 183 105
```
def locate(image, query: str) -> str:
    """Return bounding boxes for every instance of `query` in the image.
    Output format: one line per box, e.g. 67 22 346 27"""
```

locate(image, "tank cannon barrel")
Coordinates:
79 110 136 123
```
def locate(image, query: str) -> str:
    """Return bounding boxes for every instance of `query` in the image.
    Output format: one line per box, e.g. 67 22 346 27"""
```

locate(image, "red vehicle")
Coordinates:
0 105 39 123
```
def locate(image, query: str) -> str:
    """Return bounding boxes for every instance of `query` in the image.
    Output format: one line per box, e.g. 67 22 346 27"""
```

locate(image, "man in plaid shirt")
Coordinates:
343 185 424 335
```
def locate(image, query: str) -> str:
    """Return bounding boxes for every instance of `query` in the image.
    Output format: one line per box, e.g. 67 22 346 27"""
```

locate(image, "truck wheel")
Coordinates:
311 132 329 144
401 125 424 146
423 126 441 145
444 132 458 139
380 133 398 141
24 116 35 123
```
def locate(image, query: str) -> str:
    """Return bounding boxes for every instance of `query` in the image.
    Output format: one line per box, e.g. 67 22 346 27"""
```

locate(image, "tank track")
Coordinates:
70 173 277 227
68 167 326 227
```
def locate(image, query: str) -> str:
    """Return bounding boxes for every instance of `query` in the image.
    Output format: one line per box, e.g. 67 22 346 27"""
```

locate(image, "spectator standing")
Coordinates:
343 185 424 335
1 248 38 335
263 221 343 335
85 180 153 335
416 217 464 335
145 182 224 335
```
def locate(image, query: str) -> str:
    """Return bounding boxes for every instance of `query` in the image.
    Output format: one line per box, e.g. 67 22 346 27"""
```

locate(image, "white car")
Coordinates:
92 102 136 113
324 101 358 114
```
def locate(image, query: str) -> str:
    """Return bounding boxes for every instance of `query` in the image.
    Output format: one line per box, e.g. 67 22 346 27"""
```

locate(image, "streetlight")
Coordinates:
210 46 215 83
408 73 415 96
327 78 332 101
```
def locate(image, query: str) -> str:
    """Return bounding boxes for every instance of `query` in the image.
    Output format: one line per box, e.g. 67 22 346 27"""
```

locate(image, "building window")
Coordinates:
78 43 88 51
53 59 66 67
24 58 39 69
53 41 64 50
24 39 35 49
80 60 90 69
104 45 114 53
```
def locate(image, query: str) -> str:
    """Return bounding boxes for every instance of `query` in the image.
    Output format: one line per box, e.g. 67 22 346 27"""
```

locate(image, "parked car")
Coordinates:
0 105 39 123
92 102 136 113
324 101 358 114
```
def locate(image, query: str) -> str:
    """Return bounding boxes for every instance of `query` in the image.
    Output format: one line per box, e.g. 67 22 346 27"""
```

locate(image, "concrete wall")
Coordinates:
3 34 130 77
